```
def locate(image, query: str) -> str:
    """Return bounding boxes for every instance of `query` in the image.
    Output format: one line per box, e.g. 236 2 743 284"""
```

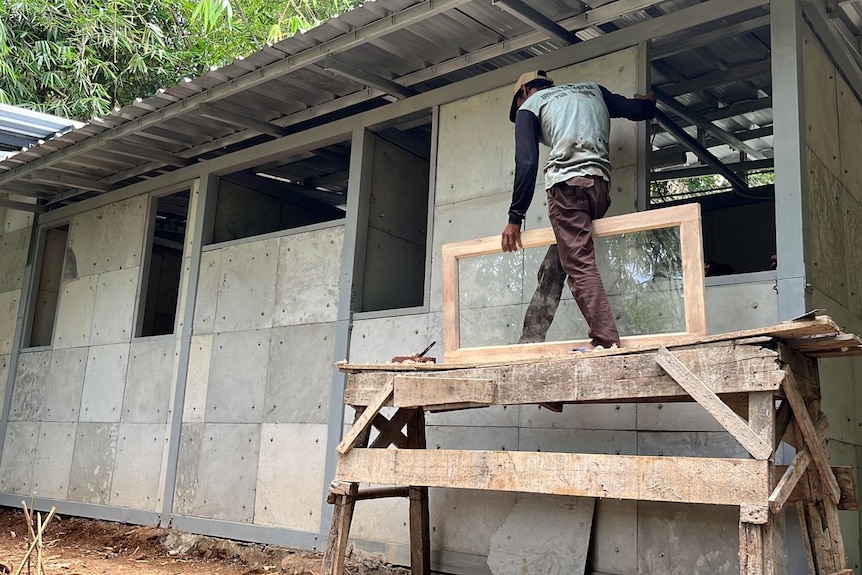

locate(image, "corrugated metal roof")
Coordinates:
0 103 83 160
0 0 858 209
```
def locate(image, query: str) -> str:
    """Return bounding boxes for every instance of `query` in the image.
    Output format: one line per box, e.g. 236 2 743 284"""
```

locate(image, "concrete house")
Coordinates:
0 0 860 572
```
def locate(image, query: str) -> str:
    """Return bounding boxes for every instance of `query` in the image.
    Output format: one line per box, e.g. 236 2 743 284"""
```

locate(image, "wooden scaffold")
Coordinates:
323 315 861 575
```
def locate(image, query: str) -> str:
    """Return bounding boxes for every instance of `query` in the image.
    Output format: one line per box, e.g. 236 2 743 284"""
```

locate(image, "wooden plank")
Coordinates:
774 400 792 448
655 347 773 460
370 410 411 449
336 449 770 506
345 345 784 406
740 505 769 524
783 466 857 510
782 371 841 503
795 501 817 575
407 410 430 575
823 495 848 571
323 485 358 575
336 382 393 455
394 376 494 408
784 333 862 354
679 210 707 336
739 521 764 575
441 243 460 356
769 448 811 513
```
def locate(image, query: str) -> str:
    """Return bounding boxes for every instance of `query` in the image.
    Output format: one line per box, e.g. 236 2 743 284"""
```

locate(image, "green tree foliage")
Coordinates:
0 0 358 121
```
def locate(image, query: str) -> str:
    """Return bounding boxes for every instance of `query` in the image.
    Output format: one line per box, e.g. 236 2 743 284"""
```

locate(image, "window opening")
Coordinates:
26 225 69 347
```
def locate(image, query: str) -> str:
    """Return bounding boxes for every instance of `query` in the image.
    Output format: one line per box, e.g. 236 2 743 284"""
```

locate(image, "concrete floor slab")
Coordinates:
192 423 261 522
31 421 76 499
68 422 119 505
0 227 30 292
487 494 594 575
80 343 130 423
53 275 98 349
519 428 637 455
274 226 344 327
184 335 212 423
123 339 174 423
265 323 335 424
637 501 739 575
110 423 168 511
426 425 518 451
637 431 747 458
349 314 430 365
207 329 270 423
173 422 203 515
10 350 51 421
0 421 39 494
193 250 221 334
0 289 20 355
43 347 88 422
519 403 636 431
254 423 326 532
213 238 279 333
90 267 138 346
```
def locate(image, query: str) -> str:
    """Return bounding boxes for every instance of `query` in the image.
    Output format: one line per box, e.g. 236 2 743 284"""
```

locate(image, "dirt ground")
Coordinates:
0 507 410 575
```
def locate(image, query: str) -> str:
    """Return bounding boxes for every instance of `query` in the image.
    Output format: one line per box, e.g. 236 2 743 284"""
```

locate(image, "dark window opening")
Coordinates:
139 191 189 336
360 114 432 312
27 225 69 347
208 140 350 245
648 22 775 275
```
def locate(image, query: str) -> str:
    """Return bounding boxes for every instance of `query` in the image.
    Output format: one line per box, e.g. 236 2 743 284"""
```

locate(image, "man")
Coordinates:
502 70 656 351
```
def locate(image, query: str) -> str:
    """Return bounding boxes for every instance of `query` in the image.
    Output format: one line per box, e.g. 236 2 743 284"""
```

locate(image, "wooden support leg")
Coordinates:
740 520 765 575
747 391 776 575
323 407 373 575
407 408 431 575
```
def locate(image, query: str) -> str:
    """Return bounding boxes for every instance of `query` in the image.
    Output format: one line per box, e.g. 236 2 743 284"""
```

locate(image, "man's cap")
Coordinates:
509 70 552 122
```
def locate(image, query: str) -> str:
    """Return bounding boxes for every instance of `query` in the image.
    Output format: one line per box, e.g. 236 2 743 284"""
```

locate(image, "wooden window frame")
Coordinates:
441 203 706 363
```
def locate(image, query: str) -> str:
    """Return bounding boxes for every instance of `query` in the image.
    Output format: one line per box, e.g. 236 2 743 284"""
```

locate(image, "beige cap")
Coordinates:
509 70 552 122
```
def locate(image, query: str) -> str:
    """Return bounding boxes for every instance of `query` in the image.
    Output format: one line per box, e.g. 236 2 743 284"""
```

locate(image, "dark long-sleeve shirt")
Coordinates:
509 83 655 224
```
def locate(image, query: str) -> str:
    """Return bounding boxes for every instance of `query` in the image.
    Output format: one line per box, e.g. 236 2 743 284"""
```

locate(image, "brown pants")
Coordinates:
519 176 620 348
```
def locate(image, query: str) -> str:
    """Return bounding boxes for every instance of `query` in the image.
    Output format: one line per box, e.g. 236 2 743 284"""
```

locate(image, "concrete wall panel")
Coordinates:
0 355 8 404
207 329 270 423
53 275 98 349
193 249 221 334
806 150 847 304
637 502 739 575
254 423 326 532
705 282 778 334
31 421 76 499
636 403 726 432
90 267 138 345
637 431 747 458
274 226 344 326
173 422 203 515
265 323 335 424
213 238 279 333
110 423 167 511
10 351 51 421
519 428 637 455
592 498 638 575
519 403 636 431
43 347 87 422
0 289 20 355
430 489 517 556
68 195 147 277
426 405 520 428
837 75 862 206
0 227 29 292
80 343 130 423
68 422 118 504
191 423 261 522
3 208 33 233
459 305 526 349
803 26 841 177
426 425 518 451
350 492 410 545
0 421 38 494
843 195 862 318
123 339 174 423
349 314 430 364
362 227 426 311
184 334 212 423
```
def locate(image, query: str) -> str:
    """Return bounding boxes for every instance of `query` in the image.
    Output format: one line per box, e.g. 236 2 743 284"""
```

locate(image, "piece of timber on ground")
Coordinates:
324 316 862 575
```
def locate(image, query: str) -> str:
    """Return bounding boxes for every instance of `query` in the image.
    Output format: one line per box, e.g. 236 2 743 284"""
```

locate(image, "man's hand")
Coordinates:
634 92 657 105
502 222 523 252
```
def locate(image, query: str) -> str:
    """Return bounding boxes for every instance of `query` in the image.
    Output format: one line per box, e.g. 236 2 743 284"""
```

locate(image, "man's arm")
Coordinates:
503 109 541 251
599 85 656 121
